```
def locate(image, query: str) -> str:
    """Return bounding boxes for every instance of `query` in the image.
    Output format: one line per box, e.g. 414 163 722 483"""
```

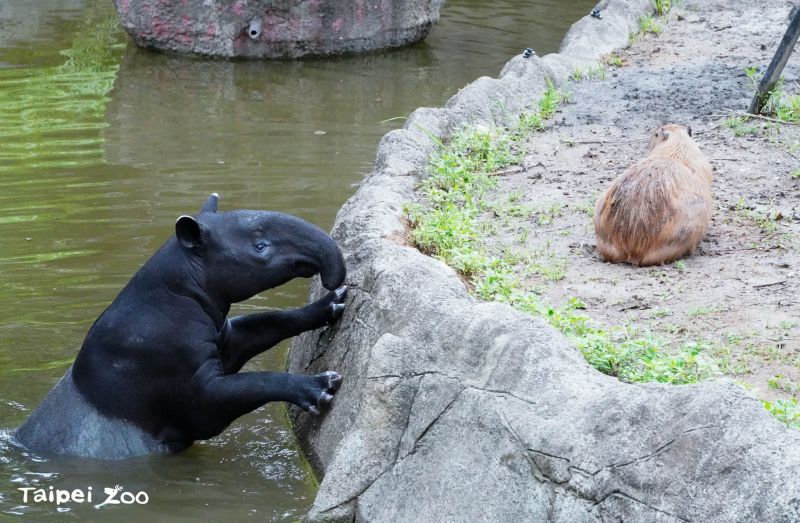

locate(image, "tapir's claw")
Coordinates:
321 371 343 393
298 371 342 417
330 303 345 318
318 286 347 324
319 392 334 406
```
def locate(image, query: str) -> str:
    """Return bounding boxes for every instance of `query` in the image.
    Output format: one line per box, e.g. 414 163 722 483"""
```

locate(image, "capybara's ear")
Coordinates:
662 129 671 140
687 126 693 137
175 215 205 249
200 192 219 213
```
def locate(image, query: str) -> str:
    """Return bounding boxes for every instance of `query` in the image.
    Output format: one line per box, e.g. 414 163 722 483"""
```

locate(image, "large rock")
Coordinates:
290 0 800 521
113 0 444 59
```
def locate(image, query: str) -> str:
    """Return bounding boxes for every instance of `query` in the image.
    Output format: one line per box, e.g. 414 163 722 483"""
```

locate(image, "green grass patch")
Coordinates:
768 375 800 395
762 78 800 123
407 87 715 387
725 116 759 137
630 12 664 45
515 80 570 134
546 300 713 384
638 14 663 35
733 198 782 235
746 67 800 123
406 85 798 426
570 64 606 82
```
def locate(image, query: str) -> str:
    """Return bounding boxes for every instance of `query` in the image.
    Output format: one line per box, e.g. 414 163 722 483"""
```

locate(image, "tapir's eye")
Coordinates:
255 241 270 252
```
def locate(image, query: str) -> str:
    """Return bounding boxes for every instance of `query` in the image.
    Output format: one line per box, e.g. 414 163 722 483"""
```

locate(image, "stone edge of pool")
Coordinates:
289 0 800 521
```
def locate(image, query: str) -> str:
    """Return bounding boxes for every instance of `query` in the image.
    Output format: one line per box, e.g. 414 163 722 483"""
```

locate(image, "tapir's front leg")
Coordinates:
190 362 343 439
219 286 347 374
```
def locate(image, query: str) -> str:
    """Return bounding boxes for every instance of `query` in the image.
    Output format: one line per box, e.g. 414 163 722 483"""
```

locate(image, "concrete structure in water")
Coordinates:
112 0 445 59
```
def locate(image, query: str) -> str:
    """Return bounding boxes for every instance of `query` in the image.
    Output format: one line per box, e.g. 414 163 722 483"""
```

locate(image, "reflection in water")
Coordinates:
0 3 124 174
0 0 595 520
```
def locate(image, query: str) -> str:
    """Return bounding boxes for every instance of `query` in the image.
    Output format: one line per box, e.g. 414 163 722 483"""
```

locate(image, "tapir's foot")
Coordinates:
316 285 348 323
297 371 343 416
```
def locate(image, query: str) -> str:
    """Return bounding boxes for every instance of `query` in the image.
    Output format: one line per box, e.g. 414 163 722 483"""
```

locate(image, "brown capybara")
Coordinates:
594 124 713 266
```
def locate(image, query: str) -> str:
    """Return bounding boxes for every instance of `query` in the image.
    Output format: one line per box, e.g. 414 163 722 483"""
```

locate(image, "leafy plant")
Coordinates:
763 398 800 430
759 77 800 123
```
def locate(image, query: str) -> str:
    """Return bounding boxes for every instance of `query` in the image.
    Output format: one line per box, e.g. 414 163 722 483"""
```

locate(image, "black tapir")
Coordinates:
15 194 346 459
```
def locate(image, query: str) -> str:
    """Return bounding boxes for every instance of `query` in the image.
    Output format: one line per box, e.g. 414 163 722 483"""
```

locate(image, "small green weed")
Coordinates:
638 14 663 35
570 68 584 82
768 375 800 395
603 53 624 67
574 199 596 218
761 78 800 123
687 305 715 318
735 202 781 234
744 66 761 89
535 202 564 226
517 79 569 134
538 79 569 120
763 398 800 429
725 115 759 137
523 246 569 282
653 0 671 16
570 64 606 82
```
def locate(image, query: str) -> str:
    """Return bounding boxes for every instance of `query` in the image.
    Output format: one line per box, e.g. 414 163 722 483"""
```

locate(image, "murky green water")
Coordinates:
0 0 594 520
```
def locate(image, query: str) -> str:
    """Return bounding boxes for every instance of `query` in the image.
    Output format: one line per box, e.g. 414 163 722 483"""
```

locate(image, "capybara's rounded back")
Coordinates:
594 124 712 266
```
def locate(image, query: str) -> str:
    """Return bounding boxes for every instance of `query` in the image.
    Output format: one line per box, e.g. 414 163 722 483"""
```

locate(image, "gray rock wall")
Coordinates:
113 0 444 59
290 1 800 521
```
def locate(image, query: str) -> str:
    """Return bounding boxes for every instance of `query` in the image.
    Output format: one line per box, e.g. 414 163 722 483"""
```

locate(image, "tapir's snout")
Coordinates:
319 240 346 290
272 212 345 291
311 227 346 291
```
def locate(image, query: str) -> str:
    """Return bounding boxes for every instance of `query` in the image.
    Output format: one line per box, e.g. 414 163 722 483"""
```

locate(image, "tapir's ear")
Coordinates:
175 215 205 249
200 192 219 213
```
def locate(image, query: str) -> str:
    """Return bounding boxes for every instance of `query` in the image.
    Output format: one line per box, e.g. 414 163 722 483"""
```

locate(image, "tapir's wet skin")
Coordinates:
16 194 348 459
0 0 594 519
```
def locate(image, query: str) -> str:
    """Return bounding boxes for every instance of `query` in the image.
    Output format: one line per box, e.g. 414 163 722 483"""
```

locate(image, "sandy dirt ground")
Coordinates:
480 0 800 399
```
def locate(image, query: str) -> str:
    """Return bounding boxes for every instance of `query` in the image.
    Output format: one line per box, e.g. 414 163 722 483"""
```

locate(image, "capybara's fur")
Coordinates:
594 124 713 266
